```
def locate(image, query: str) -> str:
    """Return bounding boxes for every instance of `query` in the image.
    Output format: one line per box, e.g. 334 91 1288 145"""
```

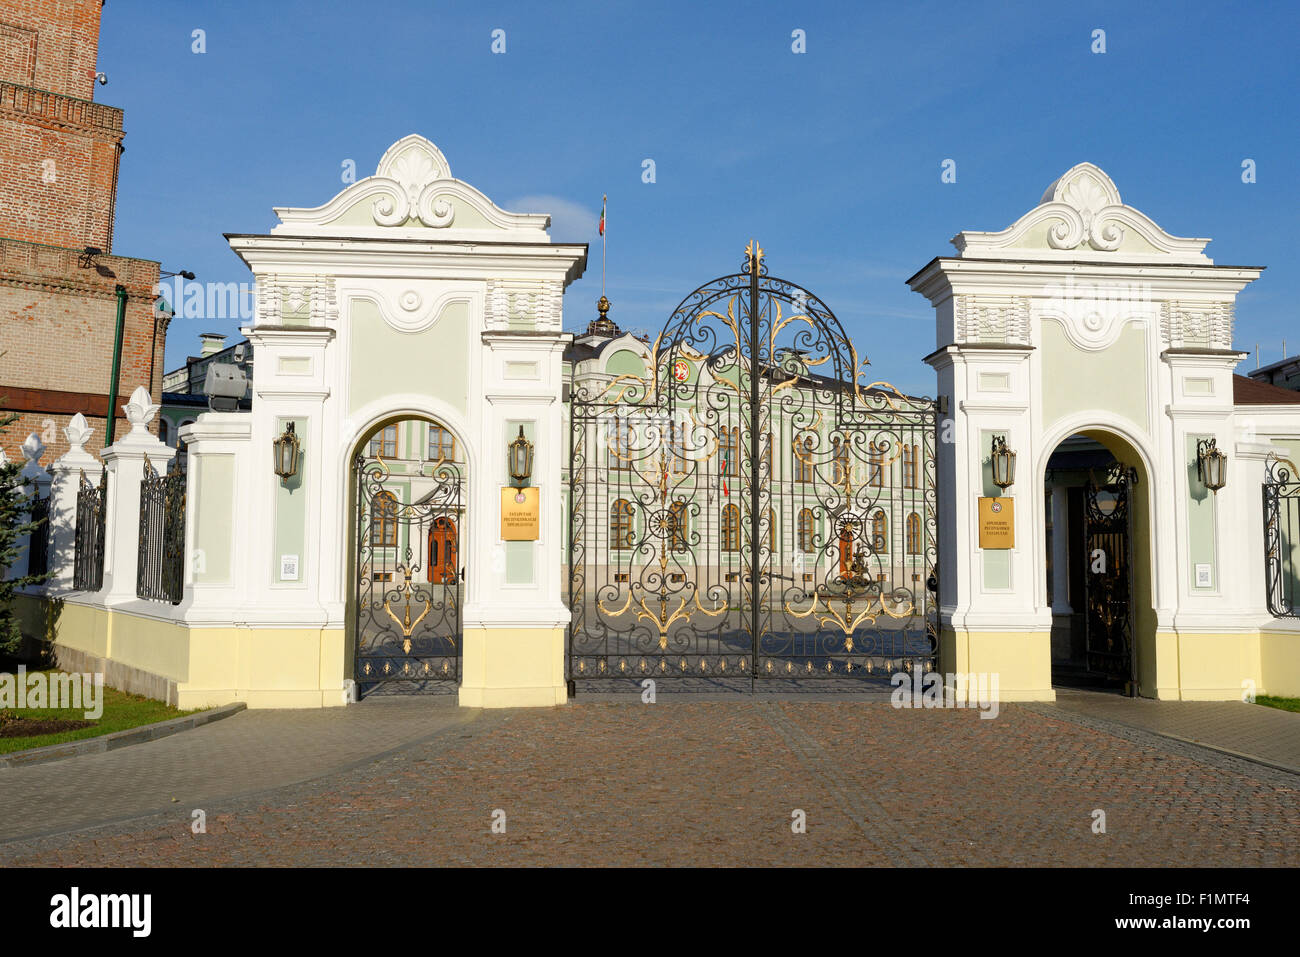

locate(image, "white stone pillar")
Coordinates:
100 387 175 606
1050 484 1071 614
45 414 103 597
460 331 572 708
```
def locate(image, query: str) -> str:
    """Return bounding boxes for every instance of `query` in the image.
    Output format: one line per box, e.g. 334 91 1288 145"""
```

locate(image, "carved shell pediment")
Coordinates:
951 162 1211 263
270 134 550 238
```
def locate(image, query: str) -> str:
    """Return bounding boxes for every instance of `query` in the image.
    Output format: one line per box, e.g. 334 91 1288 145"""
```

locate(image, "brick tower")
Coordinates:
0 0 167 461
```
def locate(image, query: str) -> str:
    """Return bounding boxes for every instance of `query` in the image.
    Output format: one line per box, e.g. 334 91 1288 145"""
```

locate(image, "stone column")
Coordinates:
45 414 103 597
6 434 49 584
100 387 175 606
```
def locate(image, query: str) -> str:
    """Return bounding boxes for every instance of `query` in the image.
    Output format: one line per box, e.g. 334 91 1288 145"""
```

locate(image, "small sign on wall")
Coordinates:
501 487 540 541
978 497 1015 549
280 554 300 581
1195 563 1213 588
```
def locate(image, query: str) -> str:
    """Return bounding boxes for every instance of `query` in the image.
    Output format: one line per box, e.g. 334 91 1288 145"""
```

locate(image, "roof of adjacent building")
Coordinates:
1233 374 1300 405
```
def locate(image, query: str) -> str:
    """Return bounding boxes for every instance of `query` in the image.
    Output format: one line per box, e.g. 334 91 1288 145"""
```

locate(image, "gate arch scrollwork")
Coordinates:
568 242 939 689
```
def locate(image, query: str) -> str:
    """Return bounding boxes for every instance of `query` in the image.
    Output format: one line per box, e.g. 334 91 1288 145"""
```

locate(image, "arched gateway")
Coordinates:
909 162 1300 700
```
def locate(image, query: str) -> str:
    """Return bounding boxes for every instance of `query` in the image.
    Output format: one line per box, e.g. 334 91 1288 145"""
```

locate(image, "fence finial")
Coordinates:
64 413 93 454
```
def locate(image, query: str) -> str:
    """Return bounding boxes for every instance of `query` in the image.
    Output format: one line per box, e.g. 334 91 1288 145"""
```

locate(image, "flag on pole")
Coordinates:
598 194 606 236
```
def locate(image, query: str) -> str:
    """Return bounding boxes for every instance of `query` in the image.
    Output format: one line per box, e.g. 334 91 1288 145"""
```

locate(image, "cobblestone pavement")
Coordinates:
1048 690 1300 772
0 697 475 843
1 697 1296 867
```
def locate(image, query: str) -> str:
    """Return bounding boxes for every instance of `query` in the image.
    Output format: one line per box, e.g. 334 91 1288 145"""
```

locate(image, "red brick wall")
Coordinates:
0 1 168 465
0 0 104 100
0 0 122 251
0 239 165 463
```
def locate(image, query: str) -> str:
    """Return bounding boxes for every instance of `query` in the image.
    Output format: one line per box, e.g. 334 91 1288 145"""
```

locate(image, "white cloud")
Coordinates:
506 194 598 242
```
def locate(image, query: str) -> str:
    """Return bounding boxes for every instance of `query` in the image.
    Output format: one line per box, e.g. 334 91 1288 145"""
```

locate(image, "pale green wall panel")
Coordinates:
1041 322 1148 435
1185 434 1217 590
194 454 234 584
348 300 468 417
273 416 309 583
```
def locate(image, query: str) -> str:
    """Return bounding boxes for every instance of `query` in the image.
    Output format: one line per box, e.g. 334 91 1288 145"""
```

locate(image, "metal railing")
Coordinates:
136 456 186 604
73 470 106 592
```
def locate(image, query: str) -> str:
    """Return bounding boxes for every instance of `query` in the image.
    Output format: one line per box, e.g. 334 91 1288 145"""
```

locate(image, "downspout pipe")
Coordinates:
105 283 127 447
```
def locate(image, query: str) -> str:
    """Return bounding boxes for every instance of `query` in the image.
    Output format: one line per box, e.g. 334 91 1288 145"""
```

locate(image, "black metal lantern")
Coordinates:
991 434 1016 491
272 422 301 480
508 425 534 484
1197 437 1227 493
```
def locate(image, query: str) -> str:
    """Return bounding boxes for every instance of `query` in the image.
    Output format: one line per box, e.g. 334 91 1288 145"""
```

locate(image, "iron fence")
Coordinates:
73 470 106 592
1264 456 1300 618
137 456 186 604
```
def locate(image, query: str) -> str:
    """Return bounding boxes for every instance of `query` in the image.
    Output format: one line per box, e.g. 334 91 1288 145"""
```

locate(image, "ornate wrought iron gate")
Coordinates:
1083 466 1137 693
1264 455 1300 618
568 243 938 689
353 452 463 696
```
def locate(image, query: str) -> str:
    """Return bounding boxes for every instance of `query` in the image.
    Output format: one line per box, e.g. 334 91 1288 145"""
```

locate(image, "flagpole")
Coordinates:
601 193 607 298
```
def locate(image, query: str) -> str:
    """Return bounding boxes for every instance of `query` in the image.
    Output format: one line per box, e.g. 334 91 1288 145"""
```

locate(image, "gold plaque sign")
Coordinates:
978 496 1015 549
501 487 540 541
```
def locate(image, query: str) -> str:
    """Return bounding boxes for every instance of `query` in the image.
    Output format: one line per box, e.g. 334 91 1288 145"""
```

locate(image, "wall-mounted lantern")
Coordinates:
272 422 301 481
508 425 534 484
1196 437 1227 493
990 435 1017 491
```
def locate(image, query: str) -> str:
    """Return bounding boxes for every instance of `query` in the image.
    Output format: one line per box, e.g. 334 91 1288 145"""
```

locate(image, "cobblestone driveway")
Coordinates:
1 699 1296 866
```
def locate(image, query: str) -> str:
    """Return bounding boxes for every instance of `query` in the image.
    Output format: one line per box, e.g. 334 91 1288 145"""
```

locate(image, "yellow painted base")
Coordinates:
459 626 567 708
14 595 348 710
940 628 1056 702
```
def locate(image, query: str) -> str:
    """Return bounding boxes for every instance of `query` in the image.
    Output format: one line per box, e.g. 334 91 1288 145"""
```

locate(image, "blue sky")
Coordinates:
98 0 1299 394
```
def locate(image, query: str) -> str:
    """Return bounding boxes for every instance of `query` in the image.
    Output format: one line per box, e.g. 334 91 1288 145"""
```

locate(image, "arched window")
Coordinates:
610 499 634 550
369 424 398 458
868 440 884 488
669 500 688 549
906 512 921 555
371 491 399 547
871 511 888 553
427 423 455 462
794 436 814 484
721 504 741 552
797 508 815 553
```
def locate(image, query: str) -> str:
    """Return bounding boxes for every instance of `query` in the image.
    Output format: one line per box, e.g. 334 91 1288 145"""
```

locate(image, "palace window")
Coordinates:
369 424 398 459
610 499 634 550
872 510 888 553
797 508 816 552
669 500 688 549
371 491 398 547
722 504 741 552
720 426 740 478
668 422 688 474
427 423 455 462
868 441 884 488
906 512 921 555
609 419 632 471
902 444 920 489
794 436 814 484
832 437 849 485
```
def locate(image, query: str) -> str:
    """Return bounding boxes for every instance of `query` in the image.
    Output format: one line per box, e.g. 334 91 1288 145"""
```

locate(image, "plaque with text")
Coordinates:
978 496 1014 549
501 487 540 541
